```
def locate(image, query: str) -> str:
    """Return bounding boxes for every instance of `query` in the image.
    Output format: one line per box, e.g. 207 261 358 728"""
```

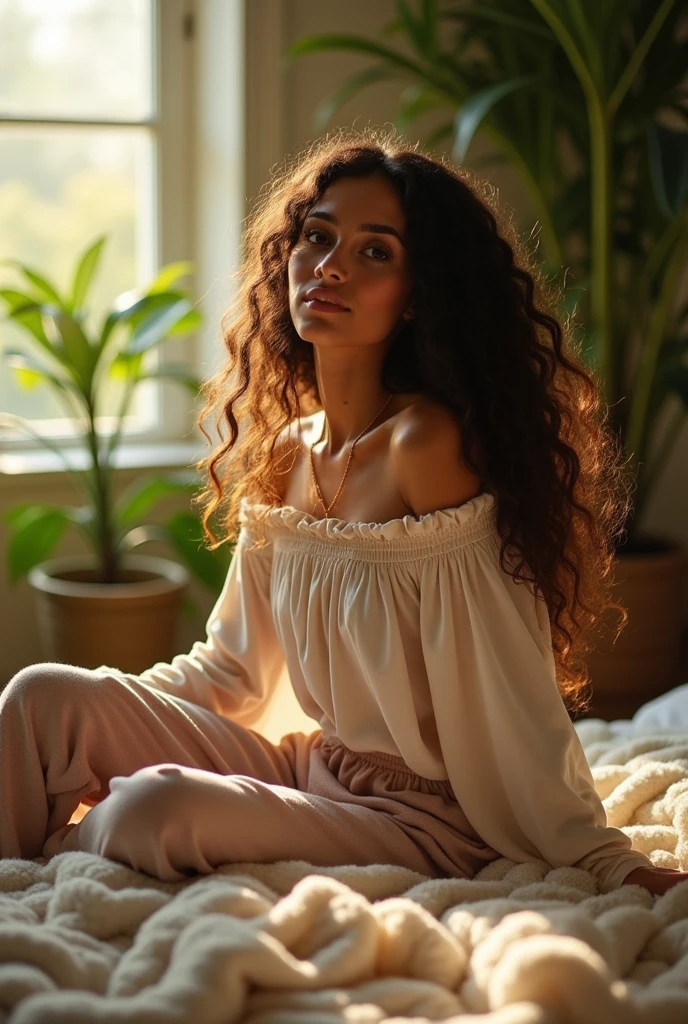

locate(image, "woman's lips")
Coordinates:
304 298 350 313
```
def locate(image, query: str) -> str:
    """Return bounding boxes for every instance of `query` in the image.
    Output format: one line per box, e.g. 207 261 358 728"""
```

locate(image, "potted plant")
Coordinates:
0 235 232 674
285 0 688 717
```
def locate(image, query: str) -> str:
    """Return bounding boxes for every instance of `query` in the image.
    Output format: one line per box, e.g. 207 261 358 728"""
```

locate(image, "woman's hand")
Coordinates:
621 866 688 895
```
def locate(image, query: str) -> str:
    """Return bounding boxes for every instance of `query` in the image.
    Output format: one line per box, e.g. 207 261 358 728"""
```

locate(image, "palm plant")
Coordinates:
0 235 231 593
284 0 688 544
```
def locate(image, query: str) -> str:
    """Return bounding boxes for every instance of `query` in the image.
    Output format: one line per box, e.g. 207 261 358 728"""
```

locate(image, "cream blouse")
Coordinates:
134 490 653 892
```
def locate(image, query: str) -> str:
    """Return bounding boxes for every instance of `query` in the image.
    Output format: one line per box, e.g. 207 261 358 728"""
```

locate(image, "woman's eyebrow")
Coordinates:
304 210 406 248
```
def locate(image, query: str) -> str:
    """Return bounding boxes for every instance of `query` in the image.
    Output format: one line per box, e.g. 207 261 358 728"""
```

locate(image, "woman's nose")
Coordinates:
315 246 350 279
316 258 347 280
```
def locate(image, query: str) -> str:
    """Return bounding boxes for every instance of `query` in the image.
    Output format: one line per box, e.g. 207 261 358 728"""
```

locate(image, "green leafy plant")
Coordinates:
0 234 232 594
284 0 688 544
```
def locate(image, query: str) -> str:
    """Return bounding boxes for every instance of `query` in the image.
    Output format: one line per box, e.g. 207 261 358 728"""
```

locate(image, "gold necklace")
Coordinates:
308 392 395 517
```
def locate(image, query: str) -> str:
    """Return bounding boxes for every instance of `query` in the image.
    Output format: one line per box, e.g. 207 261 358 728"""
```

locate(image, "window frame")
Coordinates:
0 0 198 456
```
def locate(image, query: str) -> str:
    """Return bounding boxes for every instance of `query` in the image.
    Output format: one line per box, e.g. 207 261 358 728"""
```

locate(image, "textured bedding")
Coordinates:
1 713 688 1023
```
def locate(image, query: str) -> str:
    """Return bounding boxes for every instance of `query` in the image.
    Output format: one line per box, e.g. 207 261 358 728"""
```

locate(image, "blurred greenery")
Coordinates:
0 234 233 594
0 2 232 616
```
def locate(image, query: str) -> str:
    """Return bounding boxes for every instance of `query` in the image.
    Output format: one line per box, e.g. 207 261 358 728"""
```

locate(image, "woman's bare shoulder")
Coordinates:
267 414 315 504
274 413 316 452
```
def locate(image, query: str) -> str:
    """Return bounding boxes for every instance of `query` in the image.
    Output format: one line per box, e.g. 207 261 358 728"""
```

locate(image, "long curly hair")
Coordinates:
193 126 633 716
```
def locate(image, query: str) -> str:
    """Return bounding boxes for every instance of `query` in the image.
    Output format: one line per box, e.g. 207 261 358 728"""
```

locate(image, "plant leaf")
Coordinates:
147 261 194 294
313 65 400 132
110 288 186 324
647 120 688 221
0 293 60 361
118 524 168 553
527 0 596 103
12 366 43 391
104 291 195 360
94 288 198 386
676 298 688 332
424 119 455 149
114 472 200 531
46 307 95 391
3 503 37 526
662 363 688 411
0 261 63 305
396 84 448 131
610 0 679 113
70 234 107 312
566 0 598 80
0 411 87 483
140 362 202 394
160 510 233 592
453 75 539 162
124 297 194 355
5 506 71 584
164 306 203 337
109 350 144 382
281 32 445 90
3 348 74 393
394 0 439 60
442 3 552 39
96 309 124 361
0 288 39 313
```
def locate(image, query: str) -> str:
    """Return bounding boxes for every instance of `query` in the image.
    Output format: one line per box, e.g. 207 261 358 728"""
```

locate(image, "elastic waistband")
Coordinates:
319 734 448 781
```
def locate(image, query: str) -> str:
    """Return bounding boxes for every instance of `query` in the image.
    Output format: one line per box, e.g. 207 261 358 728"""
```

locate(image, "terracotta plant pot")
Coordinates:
584 536 688 721
27 554 189 675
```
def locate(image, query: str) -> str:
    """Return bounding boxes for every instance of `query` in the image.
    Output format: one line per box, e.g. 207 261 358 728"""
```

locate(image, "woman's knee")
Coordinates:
103 765 196 832
2 662 115 706
88 766 198 864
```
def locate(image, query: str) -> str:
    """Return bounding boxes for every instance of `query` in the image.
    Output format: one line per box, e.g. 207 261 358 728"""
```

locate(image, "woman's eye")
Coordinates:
303 229 390 261
363 245 391 261
304 229 328 246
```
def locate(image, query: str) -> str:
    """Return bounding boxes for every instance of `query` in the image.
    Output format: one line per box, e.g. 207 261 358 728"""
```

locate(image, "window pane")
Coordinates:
0 0 153 121
0 124 158 438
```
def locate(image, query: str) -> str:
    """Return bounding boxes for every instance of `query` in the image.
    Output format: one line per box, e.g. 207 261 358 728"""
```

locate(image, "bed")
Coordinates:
1 684 688 1023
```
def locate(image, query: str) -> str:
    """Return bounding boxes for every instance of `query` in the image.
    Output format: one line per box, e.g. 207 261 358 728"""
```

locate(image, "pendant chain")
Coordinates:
308 392 395 517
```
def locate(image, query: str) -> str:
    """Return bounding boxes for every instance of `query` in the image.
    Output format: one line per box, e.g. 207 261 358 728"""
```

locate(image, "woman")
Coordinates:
1 128 684 895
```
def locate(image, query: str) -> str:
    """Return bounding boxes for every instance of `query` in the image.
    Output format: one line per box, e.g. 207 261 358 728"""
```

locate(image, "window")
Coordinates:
0 0 196 453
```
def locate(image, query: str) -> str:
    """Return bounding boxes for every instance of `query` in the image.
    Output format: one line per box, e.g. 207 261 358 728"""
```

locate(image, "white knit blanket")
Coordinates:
2 711 688 1023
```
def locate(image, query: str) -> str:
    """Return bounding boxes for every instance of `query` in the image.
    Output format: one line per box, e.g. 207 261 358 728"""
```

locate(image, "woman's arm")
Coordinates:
420 536 655 892
622 866 688 894
99 524 286 725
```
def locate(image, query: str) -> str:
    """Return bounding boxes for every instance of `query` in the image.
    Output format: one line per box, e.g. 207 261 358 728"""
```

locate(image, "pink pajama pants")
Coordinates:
0 663 500 882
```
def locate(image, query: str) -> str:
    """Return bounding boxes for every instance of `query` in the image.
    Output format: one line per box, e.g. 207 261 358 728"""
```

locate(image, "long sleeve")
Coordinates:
420 538 654 893
100 525 287 726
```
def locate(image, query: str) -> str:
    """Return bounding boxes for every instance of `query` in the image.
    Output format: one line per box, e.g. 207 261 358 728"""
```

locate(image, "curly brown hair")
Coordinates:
193 125 633 716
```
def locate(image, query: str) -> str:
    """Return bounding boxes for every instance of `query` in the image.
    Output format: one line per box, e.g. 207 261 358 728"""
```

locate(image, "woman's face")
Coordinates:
288 173 413 348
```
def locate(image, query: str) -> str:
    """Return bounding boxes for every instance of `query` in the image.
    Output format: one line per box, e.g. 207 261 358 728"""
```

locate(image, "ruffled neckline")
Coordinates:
239 490 497 546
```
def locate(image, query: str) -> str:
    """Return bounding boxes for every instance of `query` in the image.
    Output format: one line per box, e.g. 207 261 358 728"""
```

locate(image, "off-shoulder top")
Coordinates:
133 490 653 892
